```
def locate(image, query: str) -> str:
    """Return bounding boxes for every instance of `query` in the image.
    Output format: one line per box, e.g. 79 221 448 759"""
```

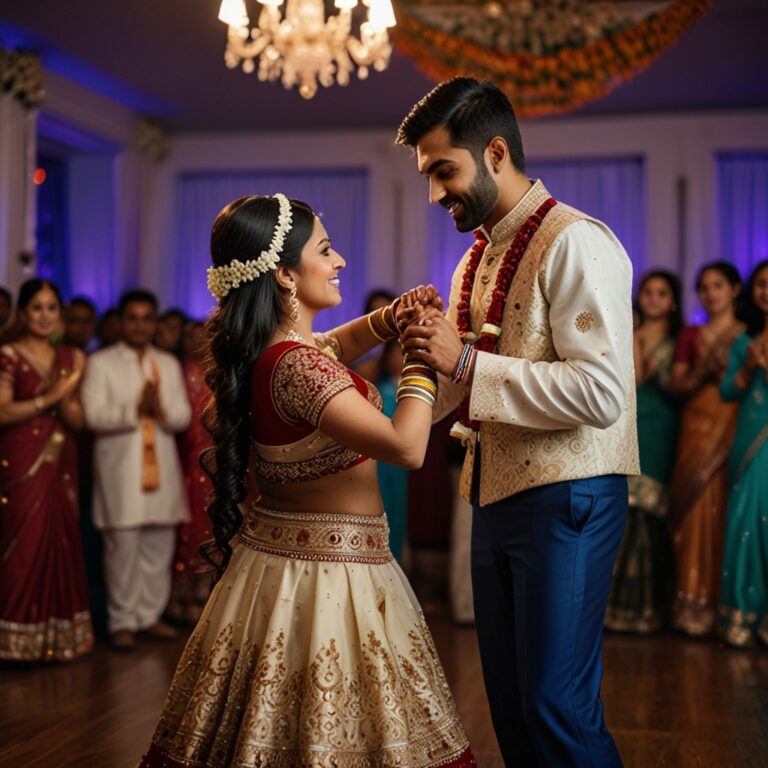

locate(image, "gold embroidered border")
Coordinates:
719 605 768 648
239 506 393 564
0 611 94 661
252 440 366 484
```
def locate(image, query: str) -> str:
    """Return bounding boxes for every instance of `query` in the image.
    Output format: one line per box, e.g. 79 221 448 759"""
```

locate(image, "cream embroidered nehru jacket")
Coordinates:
435 180 640 505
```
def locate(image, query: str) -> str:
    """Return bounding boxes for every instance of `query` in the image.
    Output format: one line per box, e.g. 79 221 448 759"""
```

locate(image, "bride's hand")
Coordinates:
396 285 444 330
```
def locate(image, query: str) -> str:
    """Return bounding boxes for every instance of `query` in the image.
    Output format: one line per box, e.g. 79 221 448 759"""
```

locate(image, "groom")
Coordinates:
399 78 639 767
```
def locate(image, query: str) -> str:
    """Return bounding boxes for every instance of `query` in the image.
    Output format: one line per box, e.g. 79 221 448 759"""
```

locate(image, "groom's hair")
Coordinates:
396 77 525 173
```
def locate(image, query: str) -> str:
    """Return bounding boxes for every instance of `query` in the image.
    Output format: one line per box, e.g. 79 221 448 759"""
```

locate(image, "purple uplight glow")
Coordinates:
717 152 768 282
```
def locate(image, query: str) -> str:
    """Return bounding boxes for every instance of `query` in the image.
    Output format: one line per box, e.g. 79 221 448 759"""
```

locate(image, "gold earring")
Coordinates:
289 284 300 323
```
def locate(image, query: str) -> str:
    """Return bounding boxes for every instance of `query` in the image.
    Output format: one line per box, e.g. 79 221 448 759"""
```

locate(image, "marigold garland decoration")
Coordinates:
393 0 714 119
0 47 44 109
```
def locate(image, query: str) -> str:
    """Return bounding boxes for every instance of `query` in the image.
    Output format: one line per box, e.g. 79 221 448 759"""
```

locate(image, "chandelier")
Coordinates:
218 0 396 99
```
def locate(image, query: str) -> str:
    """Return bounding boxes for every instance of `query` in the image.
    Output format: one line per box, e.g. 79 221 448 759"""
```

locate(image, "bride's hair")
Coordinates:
200 194 315 575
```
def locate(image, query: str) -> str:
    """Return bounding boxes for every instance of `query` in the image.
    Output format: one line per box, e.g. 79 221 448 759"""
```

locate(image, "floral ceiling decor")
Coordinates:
393 0 714 118
0 47 44 109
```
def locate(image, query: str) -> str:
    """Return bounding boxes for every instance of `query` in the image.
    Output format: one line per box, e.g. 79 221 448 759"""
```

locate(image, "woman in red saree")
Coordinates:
167 321 214 624
668 262 744 637
0 279 94 662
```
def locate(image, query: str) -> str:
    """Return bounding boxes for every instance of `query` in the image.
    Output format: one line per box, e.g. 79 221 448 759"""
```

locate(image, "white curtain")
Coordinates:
718 153 768 280
426 156 646 302
173 170 369 326
0 93 37 291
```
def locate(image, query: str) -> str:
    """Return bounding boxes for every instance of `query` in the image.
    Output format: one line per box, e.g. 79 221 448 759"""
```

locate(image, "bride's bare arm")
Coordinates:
318 387 433 469
317 285 444 365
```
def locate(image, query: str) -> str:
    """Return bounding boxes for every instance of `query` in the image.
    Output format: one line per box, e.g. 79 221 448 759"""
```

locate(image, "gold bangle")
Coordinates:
396 390 436 407
34 395 46 413
366 312 389 342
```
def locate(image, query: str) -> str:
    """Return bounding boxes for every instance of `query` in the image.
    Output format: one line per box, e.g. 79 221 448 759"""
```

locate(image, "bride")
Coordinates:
138 193 476 767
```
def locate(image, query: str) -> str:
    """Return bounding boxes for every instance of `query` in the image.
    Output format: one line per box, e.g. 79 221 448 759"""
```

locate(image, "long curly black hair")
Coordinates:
200 195 316 576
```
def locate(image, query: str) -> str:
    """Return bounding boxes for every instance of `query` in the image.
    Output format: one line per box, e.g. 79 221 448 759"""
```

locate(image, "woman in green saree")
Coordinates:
605 271 682 633
719 260 768 647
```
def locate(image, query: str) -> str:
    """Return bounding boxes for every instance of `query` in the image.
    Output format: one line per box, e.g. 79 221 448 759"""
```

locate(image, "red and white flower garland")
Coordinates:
451 196 557 444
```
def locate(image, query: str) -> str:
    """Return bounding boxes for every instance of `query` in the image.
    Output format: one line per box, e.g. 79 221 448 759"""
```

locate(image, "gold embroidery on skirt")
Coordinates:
151 620 469 767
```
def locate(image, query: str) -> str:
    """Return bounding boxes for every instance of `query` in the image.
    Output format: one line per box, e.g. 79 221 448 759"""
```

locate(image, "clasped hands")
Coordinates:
395 285 465 379
746 337 768 373
137 361 165 420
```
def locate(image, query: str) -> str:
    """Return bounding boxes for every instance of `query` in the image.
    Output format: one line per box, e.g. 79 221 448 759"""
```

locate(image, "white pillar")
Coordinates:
0 94 38 291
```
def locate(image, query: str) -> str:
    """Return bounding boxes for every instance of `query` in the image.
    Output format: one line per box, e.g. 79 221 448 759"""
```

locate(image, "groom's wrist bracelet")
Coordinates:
451 344 477 385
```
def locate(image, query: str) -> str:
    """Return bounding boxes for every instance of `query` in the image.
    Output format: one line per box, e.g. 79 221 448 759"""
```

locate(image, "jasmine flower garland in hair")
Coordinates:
207 193 294 300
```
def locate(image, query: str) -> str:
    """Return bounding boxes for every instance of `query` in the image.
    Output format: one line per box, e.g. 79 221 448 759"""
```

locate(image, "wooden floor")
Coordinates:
1 609 767 768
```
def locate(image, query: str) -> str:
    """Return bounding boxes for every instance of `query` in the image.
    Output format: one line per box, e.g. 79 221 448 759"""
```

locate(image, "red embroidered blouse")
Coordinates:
249 341 382 484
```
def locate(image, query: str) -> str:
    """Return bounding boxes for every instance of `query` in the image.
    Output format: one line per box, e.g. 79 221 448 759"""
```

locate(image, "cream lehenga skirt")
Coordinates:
139 506 476 768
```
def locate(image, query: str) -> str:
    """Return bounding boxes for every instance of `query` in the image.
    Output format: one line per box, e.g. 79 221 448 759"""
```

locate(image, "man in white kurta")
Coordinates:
399 79 639 768
82 291 191 649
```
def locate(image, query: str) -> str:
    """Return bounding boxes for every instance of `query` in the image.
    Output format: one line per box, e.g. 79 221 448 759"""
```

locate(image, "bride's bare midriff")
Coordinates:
252 459 385 517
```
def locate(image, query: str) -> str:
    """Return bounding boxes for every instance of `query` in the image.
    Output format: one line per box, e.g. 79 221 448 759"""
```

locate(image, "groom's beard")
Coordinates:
442 162 499 233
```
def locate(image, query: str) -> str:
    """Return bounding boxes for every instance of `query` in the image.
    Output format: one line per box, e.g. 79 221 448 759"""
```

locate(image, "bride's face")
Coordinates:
293 217 346 313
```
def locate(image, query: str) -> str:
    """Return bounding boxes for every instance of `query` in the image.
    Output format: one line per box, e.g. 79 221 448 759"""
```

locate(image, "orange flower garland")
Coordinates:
393 0 714 118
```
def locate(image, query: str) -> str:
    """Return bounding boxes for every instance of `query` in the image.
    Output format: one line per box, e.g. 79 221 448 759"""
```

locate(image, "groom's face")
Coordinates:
416 126 499 233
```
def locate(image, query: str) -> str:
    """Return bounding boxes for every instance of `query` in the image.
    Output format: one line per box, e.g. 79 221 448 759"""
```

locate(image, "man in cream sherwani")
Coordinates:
82 290 191 651
399 79 640 767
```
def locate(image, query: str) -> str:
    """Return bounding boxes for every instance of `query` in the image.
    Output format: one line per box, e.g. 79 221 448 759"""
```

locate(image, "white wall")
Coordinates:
143 111 768 313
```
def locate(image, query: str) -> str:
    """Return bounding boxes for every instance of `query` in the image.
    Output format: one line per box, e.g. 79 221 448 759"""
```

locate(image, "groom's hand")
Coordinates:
401 309 463 378
396 285 444 330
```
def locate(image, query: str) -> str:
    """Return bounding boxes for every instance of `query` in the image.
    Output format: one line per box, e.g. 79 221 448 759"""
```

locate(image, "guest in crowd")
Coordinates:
374 337 410 562
0 286 13 335
82 290 191 651
167 320 213 624
668 261 744 636
606 270 682 633
62 296 97 352
354 288 397 381
718 260 768 647
0 279 94 661
154 307 187 358
96 307 121 348
64 296 107 634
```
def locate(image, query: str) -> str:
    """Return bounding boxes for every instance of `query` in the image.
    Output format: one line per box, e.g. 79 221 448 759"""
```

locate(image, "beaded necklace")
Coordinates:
451 196 557 444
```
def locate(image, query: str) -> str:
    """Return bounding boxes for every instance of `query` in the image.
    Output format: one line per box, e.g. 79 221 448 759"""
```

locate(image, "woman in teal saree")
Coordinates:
605 271 682 633
719 260 768 647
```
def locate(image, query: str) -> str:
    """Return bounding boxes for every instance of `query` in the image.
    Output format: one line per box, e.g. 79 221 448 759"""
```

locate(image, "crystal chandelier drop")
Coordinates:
218 0 396 99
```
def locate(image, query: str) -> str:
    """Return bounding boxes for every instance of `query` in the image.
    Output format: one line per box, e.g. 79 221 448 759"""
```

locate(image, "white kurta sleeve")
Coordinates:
158 357 192 433
469 220 633 431
82 357 139 433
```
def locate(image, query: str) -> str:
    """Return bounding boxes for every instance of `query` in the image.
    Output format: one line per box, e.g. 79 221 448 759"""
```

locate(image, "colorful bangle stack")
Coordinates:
451 344 477 385
396 360 438 407
366 300 400 341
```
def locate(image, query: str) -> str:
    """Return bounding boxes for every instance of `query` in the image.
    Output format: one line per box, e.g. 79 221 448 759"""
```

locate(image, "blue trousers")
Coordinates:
472 473 628 767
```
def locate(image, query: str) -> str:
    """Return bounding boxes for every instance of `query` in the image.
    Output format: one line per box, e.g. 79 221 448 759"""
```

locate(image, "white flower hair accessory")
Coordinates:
207 193 293 300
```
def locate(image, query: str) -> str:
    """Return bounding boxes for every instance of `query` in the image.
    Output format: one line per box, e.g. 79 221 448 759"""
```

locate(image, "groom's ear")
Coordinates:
486 137 509 174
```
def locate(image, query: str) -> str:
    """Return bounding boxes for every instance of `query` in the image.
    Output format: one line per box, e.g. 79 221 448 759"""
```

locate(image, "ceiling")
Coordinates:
0 0 767 133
